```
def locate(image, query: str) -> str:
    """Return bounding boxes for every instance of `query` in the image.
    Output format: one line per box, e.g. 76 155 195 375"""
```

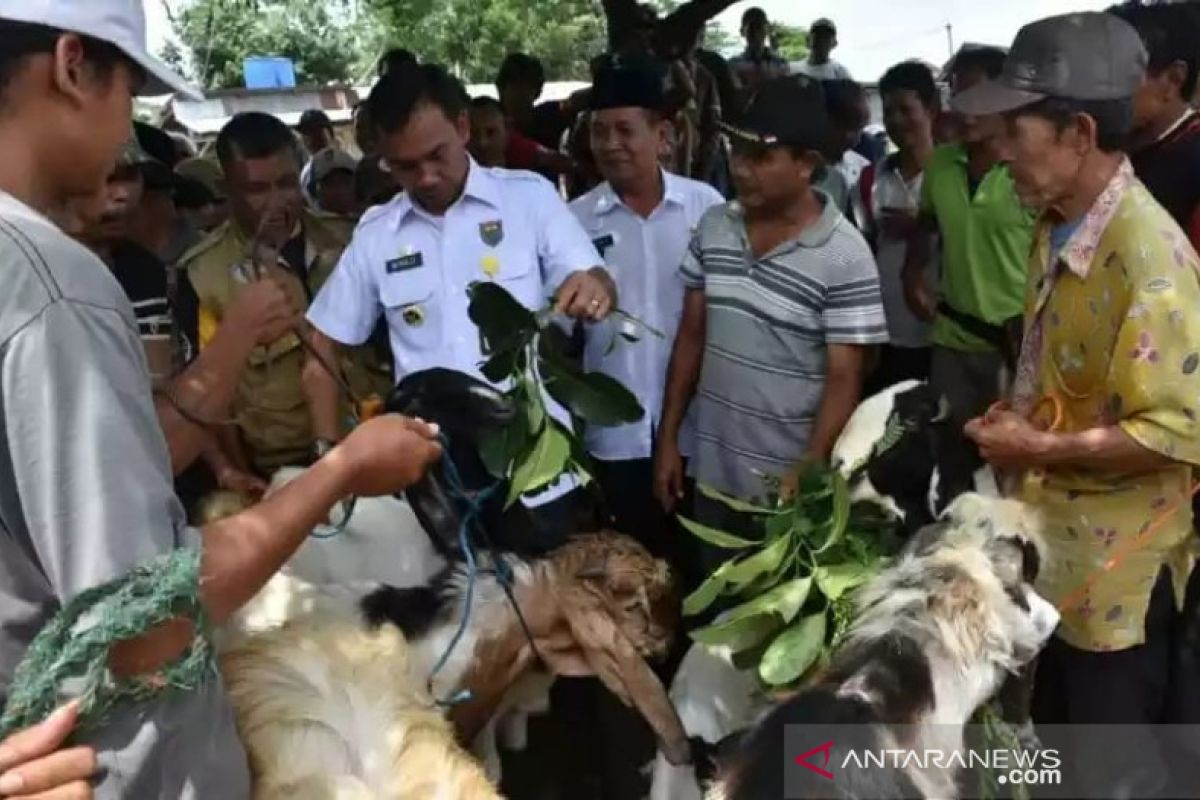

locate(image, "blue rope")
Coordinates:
423 431 548 707
426 432 501 707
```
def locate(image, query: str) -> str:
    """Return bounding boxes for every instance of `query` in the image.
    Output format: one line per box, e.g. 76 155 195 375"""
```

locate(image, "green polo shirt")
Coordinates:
920 143 1035 352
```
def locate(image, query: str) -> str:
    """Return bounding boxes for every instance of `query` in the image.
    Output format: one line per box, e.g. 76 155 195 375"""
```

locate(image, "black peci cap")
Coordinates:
589 53 669 112
721 75 832 153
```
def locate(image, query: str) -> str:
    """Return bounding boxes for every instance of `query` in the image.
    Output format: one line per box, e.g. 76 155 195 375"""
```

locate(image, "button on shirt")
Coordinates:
679 192 888 501
570 171 724 461
307 161 601 504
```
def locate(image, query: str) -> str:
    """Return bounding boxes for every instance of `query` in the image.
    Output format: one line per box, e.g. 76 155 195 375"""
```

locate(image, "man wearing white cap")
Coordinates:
0 3 444 798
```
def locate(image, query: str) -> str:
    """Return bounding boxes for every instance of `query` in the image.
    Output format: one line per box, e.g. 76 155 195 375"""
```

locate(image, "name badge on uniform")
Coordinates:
592 234 615 257
387 252 424 274
479 220 504 247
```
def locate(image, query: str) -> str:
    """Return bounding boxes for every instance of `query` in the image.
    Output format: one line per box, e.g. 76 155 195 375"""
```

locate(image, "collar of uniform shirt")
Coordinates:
594 169 687 216
390 157 502 229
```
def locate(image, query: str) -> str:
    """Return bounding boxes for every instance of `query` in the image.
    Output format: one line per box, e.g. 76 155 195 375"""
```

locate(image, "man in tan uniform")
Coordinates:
184 111 391 475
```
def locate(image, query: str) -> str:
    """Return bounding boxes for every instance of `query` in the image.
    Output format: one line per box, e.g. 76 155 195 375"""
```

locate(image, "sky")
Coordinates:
146 0 1114 84
711 0 1113 82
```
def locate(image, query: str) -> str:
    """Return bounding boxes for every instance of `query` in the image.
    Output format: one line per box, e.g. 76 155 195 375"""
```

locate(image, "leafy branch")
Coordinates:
680 465 902 688
467 281 656 507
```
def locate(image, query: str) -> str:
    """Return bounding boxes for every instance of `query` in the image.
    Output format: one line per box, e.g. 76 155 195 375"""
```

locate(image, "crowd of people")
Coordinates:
5 0 1200 798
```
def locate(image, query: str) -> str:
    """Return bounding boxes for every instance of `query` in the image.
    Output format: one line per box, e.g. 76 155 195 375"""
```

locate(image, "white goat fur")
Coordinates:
209 470 561 792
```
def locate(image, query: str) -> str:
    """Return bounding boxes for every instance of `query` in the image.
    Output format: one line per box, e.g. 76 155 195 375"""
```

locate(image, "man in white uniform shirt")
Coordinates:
568 57 724 798
305 62 617 544
570 56 723 568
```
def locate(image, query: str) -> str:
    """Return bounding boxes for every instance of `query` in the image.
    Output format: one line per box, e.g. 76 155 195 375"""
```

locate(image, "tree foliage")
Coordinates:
167 0 362 89
772 23 810 63
363 0 606 83
165 0 739 89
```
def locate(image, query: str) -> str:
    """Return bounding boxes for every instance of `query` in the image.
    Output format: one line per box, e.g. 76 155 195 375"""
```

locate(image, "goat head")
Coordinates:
550 533 690 765
385 368 518 555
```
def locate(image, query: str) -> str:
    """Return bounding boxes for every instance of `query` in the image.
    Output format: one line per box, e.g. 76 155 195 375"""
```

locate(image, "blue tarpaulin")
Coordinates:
243 57 297 89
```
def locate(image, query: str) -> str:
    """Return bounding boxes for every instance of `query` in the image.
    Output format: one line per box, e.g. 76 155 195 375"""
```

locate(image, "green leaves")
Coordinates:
815 563 872 601
678 516 759 550
463 282 652 509
697 483 774 514
506 423 571 506
469 281 537 351
542 357 644 426
759 613 828 686
678 464 901 691
690 613 782 653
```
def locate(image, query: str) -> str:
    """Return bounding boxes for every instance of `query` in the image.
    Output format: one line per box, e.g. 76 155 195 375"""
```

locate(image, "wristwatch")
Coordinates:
313 438 336 459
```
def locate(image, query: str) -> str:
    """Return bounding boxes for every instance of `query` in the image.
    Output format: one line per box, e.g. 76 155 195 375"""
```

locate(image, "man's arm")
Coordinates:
965 411 1174 473
302 329 345 443
532 177 614 320
805 344 868 462
659 287 706 452
158 277 297 473
5 299 439 678
305 233 384 437
900 212 938 323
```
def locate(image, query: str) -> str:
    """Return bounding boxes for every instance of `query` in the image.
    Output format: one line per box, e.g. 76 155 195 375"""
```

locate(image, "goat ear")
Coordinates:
575 554 609 584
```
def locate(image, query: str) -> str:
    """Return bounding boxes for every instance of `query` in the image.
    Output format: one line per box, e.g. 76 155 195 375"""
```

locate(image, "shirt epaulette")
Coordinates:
177 220 232 269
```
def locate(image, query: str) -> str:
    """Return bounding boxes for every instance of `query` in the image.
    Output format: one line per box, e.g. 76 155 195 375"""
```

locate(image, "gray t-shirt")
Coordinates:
0 192 249 798
679 192 888 501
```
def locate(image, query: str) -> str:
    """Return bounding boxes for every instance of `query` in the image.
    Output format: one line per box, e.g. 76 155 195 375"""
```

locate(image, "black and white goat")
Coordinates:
832 380 998 532
651 381 1008 800
706 493 1058 800
219 532 691 799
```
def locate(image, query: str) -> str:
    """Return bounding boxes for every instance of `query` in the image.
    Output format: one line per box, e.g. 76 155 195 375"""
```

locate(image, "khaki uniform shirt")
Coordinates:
184 209 391 473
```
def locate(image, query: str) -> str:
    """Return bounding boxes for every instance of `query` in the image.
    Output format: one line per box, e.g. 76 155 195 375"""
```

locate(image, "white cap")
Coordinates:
0 0 202 100
311 147 358 183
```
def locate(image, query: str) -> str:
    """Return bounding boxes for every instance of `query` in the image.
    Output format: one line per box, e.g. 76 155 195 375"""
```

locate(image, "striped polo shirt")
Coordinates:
680 191 888 502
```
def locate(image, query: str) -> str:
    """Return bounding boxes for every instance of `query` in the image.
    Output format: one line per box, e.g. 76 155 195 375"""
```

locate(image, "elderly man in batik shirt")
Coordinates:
957 12 1200 797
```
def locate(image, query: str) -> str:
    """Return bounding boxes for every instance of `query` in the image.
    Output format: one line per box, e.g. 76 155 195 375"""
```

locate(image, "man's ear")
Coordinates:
51 33 95 106
454 110 471 147
1166 61 1190 98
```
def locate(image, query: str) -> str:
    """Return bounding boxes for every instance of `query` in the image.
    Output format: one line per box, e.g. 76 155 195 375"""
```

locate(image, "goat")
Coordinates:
650 381 1009 800
707 494 1058 800
218 532 691 799
832 380 998 533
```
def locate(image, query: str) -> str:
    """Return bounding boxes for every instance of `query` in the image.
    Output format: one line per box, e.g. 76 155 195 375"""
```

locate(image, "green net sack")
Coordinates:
0 548 213 738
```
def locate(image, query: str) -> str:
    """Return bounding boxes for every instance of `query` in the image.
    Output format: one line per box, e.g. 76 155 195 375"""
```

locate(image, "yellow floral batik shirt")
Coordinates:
1011 158 1200 652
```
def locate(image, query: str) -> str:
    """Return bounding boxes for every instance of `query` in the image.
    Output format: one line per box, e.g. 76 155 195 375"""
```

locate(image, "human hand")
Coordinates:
903 278 937 323
964 407 1053 470
555 268 616 321
0 702 96 800
654 441 685 513
335 415 443 496
224 277 299 345
215 465 268 499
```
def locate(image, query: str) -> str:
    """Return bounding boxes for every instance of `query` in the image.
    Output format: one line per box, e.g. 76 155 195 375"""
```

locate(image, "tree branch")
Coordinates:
661 0 739 40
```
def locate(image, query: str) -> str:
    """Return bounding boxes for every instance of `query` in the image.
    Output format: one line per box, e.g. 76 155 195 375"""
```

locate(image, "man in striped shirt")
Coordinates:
656 76 886 572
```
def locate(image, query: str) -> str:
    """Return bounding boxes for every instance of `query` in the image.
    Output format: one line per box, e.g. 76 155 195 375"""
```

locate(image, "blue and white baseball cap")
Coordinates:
0 0 202 100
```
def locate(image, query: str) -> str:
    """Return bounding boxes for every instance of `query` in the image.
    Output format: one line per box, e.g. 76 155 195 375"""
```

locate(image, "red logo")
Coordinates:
795 740 835 780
